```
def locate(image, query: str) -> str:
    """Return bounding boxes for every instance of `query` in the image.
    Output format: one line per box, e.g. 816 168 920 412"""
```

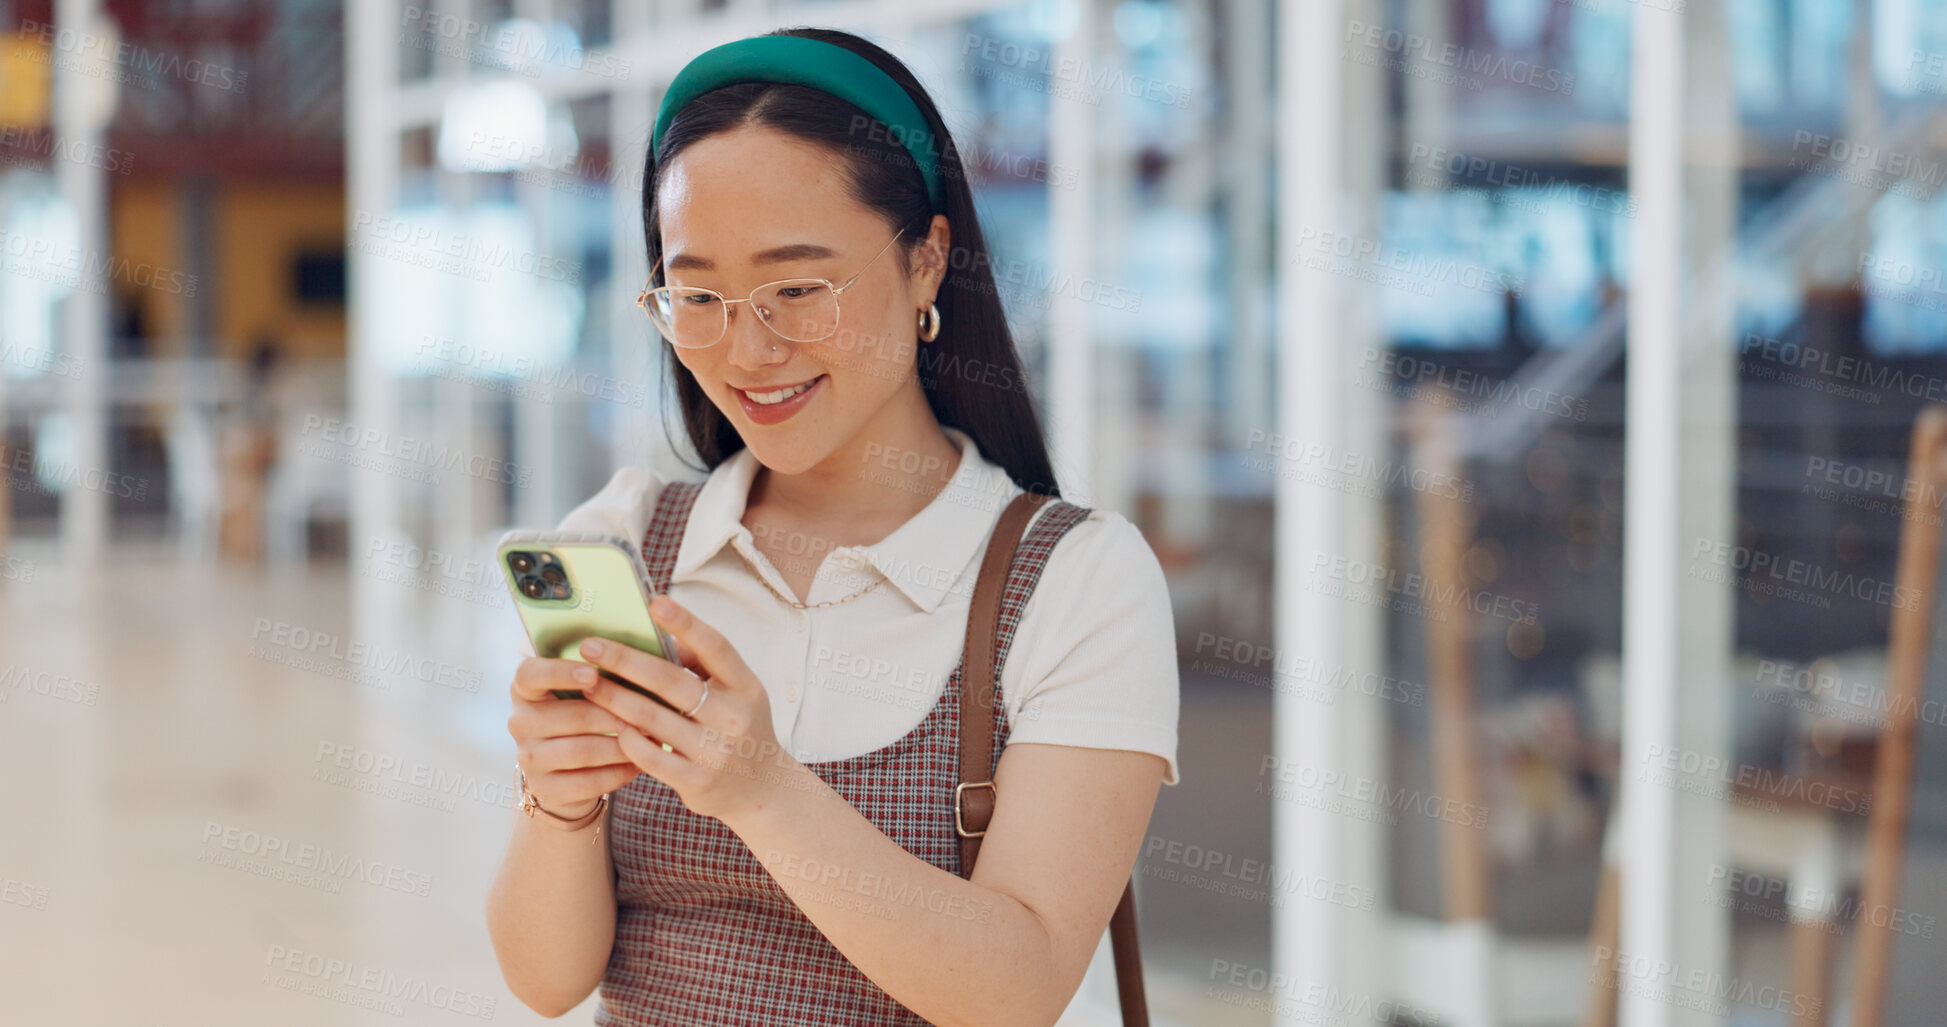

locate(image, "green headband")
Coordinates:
651 35 947 212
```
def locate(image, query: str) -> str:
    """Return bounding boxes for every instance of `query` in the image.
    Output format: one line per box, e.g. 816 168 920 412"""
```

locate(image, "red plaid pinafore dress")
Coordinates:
594 480 1091 1026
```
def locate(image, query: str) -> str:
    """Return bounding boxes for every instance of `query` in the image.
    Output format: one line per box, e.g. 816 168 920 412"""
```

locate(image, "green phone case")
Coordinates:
496 530 683 713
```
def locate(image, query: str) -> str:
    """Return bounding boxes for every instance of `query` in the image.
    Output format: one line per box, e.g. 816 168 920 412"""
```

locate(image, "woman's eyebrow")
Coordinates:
666 243 839 272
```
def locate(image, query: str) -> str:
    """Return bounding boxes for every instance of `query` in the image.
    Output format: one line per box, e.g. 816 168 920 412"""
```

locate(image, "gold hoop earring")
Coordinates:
918 303 942 342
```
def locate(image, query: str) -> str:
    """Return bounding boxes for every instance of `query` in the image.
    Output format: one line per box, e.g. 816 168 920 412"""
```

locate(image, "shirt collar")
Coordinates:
671 427 1022 613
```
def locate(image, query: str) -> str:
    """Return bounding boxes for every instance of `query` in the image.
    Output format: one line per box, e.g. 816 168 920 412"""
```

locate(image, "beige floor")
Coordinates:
1 538 563 1026
0 537 1245 1026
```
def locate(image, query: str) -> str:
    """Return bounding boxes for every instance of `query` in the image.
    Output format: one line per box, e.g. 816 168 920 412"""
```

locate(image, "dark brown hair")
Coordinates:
643 26 1062 497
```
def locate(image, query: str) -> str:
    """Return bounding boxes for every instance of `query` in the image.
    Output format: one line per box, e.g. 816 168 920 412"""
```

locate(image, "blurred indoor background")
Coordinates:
5 0 1947 1024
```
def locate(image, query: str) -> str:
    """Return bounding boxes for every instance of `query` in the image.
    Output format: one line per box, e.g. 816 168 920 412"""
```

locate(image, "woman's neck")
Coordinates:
744 401 963 546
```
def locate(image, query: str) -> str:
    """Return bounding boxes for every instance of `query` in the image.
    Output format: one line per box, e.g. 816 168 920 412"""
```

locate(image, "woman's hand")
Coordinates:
575 596 797 823
507 656 645 819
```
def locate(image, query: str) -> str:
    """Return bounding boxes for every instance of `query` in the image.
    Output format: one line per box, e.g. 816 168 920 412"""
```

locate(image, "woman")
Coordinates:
486 27 1180 1026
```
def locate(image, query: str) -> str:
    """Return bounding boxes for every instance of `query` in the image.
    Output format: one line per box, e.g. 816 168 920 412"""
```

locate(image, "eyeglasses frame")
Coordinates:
636 228 909 349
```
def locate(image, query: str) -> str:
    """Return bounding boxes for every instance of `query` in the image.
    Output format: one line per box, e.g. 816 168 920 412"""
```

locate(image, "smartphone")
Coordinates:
496 530 684 713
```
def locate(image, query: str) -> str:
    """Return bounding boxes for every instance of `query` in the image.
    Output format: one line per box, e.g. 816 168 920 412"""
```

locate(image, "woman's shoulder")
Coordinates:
1025 502 1169 600
553 467 676 540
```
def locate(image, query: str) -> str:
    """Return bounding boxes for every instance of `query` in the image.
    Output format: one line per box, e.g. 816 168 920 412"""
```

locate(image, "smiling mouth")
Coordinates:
738 375 824 405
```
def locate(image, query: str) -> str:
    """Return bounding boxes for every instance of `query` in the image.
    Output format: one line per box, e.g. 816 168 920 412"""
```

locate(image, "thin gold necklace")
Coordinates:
733 544 887 610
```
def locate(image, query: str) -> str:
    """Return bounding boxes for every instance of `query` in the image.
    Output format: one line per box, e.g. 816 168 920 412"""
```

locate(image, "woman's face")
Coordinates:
656 124 946 476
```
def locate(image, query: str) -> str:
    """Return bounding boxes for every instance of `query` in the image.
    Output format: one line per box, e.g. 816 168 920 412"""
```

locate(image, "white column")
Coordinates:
1047 0 1095 504
54 0 109 564
1274 0 1348 1022
346 0 407 644
608 1 679 479
1619 4 1733 1026
1335 0 1396 1019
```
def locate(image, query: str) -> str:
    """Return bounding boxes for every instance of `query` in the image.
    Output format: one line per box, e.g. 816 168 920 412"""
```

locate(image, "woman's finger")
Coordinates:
510 656 599 703
582 672 707 752
523 762 641 806
615 723 692 780
579 636 703 714
511 696 634 740
648 598 756 697
517 733 630 774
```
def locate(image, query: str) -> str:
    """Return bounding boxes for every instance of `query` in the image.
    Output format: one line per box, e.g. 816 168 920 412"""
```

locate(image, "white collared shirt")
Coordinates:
552 426 1180 786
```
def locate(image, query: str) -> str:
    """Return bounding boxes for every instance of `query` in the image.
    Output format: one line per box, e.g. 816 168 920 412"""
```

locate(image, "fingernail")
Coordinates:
574 664 597 684
651 597 675 619
581 638 606 658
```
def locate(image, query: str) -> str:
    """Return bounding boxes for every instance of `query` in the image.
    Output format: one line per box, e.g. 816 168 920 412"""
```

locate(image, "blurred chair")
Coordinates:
1583 405 1947 1027
263 361 347 564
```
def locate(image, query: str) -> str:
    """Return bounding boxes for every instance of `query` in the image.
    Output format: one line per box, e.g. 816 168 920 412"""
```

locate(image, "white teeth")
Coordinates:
745 378 817 405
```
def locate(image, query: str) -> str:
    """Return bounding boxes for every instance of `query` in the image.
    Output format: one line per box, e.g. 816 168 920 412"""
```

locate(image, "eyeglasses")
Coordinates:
636 230 907 350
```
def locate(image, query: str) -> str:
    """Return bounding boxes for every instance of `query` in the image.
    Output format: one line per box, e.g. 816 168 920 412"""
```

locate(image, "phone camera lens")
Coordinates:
540 564 566 586
509 552 536 574
520 577 545 599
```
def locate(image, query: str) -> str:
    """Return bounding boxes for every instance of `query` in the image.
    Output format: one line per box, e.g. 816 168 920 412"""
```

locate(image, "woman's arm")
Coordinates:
732 741 1165 1027
485 800 620 1017
488 655 647 1017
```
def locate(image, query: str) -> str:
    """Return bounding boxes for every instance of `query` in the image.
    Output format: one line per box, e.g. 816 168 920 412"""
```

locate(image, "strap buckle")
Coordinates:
954 781 996 838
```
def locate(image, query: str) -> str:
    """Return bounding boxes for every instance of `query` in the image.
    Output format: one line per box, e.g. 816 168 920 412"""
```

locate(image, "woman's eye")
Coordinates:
679 292 720 307
775 284 827 301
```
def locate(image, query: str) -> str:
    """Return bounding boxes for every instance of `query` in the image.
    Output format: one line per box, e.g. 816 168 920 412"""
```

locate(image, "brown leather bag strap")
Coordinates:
954 490 1045 871
955 490 1149 1027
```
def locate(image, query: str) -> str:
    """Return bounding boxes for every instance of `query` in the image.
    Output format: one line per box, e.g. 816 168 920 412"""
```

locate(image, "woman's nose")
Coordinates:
722 303 792 368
